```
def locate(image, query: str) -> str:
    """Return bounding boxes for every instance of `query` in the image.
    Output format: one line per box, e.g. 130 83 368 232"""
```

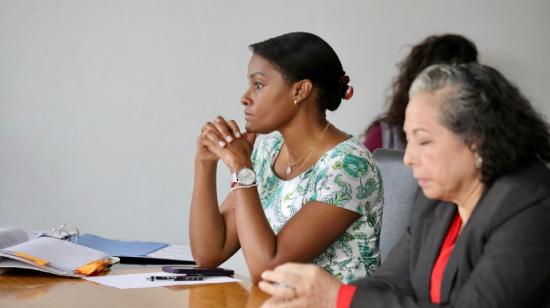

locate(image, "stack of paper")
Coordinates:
0 236 117 277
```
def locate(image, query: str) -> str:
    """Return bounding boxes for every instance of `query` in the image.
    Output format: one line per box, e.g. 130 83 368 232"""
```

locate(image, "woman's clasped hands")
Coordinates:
197 116 256 171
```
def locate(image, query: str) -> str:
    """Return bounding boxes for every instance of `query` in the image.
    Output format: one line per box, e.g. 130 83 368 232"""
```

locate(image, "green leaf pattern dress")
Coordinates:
251 133 383 283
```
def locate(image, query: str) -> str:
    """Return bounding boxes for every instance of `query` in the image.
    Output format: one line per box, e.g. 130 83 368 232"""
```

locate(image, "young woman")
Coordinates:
363 34 478 152
189 32 383 284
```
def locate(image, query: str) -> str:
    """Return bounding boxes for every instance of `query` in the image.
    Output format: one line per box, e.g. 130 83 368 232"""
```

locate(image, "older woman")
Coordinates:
259 63 550 308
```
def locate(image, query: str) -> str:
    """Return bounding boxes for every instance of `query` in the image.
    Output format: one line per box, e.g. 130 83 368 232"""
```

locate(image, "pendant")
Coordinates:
286 166 292 175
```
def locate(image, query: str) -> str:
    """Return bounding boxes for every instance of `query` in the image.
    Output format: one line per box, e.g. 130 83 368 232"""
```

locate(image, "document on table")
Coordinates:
84 271 240 289
147 244 193 261
76 234 168 257
77 234 194 263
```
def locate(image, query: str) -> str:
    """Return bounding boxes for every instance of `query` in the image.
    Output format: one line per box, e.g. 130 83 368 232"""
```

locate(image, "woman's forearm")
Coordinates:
189 160 227 266
232 188 280 283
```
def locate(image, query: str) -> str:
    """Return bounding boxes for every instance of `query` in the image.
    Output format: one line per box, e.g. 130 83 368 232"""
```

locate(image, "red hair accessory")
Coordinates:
343 86 354 100
339 74 353 100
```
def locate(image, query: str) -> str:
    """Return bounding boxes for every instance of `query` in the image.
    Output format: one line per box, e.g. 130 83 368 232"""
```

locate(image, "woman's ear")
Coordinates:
292 79 313 103
469 140 483 153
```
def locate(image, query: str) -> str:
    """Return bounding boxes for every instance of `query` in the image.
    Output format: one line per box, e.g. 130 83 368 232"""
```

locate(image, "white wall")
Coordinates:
1 0 549 276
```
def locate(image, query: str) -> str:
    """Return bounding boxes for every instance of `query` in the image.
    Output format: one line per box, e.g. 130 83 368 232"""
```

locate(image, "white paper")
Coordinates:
84 271 241 289
147 244 194 261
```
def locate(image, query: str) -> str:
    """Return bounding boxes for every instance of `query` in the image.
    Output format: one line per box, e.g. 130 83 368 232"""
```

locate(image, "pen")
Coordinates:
146 274 203 281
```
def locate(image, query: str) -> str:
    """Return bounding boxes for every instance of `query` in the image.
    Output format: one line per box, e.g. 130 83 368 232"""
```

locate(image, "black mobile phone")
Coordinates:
161 265 234 276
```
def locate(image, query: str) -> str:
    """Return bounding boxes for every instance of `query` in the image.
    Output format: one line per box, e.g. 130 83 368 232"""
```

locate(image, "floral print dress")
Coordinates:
251 133 383 282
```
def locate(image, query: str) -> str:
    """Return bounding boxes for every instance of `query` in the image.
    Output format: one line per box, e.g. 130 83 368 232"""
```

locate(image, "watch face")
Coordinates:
238 168 256 185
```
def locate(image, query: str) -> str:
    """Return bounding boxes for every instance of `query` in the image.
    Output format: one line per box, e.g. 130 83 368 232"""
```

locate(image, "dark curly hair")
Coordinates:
366 34 478 139
409 63 550 183
249 32 350 112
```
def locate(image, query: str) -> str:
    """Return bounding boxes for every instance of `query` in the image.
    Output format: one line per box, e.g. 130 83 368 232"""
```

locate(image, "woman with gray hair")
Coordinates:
258 63 550 308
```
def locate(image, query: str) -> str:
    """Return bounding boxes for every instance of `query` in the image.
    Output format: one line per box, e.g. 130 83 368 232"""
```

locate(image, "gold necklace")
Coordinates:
284 121 331 176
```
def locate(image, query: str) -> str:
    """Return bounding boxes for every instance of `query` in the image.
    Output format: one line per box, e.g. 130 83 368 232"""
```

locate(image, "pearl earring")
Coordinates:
475 154 483 169
293 100 299 107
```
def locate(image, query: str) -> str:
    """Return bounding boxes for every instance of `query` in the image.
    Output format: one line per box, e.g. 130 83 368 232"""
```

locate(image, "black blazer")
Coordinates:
351 163 550 308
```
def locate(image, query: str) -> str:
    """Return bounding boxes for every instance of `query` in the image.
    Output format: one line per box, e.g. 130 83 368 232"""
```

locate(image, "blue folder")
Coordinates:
76 234 167 257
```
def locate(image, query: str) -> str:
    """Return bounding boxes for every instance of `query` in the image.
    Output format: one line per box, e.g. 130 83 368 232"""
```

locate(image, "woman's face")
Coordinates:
241 54 295 133
403 89 480 202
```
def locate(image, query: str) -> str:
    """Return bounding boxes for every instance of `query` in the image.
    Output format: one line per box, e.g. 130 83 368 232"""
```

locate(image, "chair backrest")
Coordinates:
373 149 420 263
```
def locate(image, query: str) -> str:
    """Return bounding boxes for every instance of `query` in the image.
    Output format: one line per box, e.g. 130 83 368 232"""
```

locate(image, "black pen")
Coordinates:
146 274 203 281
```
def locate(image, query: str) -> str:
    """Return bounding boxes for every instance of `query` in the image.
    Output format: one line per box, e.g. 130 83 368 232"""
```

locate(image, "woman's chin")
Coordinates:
245 123 270 134
420 187 442 200
244 122 257 133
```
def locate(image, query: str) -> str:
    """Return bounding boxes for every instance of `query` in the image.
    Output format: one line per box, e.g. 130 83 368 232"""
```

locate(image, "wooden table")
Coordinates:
0 265 270 308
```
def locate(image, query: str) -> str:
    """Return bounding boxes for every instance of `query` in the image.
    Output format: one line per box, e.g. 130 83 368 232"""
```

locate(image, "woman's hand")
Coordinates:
196 125 221 164
259 263 342 308
198 116 256 171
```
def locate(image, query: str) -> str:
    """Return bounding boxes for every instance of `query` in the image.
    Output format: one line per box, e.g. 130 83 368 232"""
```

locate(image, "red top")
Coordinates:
336 213 463 307
337 284 357 308
430 213 462 304
363 123 383 152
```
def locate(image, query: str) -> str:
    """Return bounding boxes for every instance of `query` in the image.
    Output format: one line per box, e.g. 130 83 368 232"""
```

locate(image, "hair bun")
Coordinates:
339 75 350 85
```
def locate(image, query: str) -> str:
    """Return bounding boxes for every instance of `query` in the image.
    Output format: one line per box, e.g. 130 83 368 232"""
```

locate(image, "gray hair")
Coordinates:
408 64 484 146
407 63 550 183
409 64 463 98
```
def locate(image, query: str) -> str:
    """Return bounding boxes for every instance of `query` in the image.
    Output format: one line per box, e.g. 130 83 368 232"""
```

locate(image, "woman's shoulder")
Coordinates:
252 132 284 167
326 136 375 162
318 136 380 179
486 162 550 209
306 135 383 213
499 162 550 187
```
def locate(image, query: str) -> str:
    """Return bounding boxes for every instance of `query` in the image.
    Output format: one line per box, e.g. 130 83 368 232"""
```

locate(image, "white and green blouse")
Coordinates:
251 132 383 282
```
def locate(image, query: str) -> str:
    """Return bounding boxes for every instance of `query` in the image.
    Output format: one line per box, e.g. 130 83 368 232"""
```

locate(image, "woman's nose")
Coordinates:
403 144 413 167
241 89 252 106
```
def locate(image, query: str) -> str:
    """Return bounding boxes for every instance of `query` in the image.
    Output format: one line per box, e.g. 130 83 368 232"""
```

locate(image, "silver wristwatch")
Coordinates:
231 167 256 188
